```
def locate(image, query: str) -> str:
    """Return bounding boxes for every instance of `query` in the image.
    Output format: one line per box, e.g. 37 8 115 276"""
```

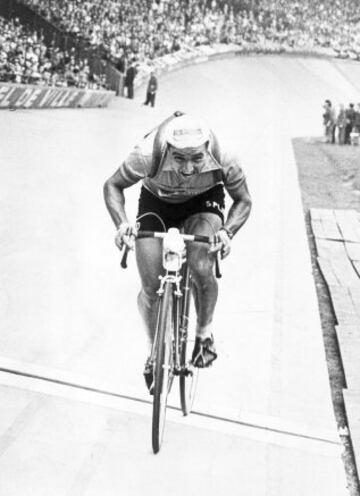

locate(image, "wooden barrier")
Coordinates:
310 208 360 477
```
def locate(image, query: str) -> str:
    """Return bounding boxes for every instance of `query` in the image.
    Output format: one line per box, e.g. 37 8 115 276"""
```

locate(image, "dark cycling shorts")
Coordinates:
137 185 225 231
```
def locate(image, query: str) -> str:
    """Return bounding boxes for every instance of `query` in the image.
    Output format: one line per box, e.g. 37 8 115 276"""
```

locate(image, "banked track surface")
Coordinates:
1 55 358 494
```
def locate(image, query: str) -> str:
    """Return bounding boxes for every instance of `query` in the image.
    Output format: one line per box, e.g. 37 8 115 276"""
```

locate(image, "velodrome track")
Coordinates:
1 55 360 494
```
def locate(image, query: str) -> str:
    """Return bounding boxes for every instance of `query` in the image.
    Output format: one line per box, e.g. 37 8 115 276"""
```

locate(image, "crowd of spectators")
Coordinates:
0 16 107 88
323 99 360 144
3 0 360 90
17 0 360 68
247 0 360 59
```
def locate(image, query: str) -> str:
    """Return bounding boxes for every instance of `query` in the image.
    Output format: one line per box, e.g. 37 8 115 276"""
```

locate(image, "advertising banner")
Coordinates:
0 83 114 109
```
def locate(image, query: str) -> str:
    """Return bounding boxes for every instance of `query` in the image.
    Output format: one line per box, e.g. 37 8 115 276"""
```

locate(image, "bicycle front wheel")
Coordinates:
152 281 174 454
179 273 199 416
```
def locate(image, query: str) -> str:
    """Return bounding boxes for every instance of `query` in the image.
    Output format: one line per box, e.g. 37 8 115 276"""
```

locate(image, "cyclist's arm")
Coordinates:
223 180 252 238
103 167 131 229
221 152 252 238
103 146 149 228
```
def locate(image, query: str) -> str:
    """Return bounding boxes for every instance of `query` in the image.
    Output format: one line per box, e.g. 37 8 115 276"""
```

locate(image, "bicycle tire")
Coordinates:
152 281 174 454
179 272 199 416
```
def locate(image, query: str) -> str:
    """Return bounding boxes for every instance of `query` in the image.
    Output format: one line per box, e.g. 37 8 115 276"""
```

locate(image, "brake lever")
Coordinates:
215 252 222 279
120 246 129 269
120 225 139 269
210 237 222 279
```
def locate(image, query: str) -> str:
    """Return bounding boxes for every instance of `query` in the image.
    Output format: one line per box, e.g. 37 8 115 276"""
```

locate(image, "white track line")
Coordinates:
0 357 341 456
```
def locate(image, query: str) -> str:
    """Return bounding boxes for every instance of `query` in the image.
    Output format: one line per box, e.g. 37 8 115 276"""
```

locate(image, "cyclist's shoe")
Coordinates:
143 357 154 395
191 335 217 368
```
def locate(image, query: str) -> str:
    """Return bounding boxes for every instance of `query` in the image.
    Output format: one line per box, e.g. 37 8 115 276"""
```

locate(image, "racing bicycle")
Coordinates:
121 227 221 454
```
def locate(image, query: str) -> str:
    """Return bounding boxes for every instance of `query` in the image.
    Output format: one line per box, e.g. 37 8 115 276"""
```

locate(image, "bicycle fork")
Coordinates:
149 274 182 366
149 268 192 375
175 267 192 375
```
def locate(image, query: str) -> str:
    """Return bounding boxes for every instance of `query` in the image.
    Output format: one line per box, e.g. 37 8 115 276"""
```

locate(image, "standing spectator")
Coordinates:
116 50 127 75
125 58 138 99
345 103 356 144
353 103 360 133
115 48 127 96
336 104 347 145
323 100 335 144
143 70 158 107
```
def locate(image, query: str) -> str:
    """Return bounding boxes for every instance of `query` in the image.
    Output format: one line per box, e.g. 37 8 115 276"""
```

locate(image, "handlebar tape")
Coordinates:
215 254 222 279
136 231 211 243
120 232 220 276
120 247 129 269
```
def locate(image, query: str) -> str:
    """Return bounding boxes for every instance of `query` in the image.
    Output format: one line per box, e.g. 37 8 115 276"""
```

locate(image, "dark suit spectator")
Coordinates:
143 71 158 107
125 59 137 99
345 103 356 144
115 49 127 96
336 104 346 145
353 104 360 133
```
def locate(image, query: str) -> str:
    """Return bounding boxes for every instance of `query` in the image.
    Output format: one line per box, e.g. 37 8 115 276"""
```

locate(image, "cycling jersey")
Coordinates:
117 127 245 204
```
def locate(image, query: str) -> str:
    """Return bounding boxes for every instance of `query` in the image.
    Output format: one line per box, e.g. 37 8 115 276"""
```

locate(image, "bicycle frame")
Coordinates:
150 228 190 375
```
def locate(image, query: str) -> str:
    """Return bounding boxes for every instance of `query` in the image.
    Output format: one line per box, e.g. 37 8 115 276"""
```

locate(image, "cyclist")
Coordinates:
104 112 252 391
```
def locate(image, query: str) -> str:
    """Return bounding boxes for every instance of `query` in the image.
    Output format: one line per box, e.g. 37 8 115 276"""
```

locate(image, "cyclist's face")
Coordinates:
169 144 208 177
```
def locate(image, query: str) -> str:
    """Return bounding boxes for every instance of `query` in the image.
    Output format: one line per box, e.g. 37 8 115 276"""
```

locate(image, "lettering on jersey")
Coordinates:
205 200 224 211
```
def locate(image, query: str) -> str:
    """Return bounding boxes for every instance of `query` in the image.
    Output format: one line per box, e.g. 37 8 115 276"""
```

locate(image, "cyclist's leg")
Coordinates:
184 212 221 367
135 238 163 348
135 186 170 348
183 212 222 337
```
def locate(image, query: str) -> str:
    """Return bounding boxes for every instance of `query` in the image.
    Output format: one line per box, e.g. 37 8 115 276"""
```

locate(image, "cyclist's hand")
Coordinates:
209 229 231 259
115 222 137 251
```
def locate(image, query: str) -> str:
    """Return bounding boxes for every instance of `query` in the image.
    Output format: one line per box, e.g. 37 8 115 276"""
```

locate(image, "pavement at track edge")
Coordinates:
1 55 359 495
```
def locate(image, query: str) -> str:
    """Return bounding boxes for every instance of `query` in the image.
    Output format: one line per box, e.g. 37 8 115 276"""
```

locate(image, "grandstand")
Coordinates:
0 16 106 89
2 0 360 99
13 0 360 64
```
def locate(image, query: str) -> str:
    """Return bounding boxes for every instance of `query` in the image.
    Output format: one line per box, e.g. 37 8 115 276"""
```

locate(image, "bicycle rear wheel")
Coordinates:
152 281 174 454
179 271 199 416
